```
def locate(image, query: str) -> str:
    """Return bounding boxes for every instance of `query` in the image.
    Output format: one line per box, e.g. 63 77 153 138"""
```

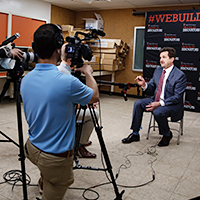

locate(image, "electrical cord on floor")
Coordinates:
68 151 111 200
1 145 157 200
115 143 158 179
113 144 157 189
69 142 159 200
1 143 158 200
69 186 100 200
0 169 38 190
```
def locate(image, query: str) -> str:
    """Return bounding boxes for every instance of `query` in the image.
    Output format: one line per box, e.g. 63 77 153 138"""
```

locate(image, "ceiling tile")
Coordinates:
126 0 181 7
180 0 200 3
42 0 200 11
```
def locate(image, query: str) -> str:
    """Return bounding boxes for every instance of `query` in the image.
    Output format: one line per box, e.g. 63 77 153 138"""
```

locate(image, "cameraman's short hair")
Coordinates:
159 47 176 58
33 23 61 59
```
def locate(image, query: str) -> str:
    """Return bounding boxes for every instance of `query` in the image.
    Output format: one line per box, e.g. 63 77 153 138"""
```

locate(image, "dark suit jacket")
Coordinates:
144 66 187 122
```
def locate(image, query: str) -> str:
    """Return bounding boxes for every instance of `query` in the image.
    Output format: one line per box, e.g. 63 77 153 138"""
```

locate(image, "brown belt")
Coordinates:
52 149 74 158
26 140 74 158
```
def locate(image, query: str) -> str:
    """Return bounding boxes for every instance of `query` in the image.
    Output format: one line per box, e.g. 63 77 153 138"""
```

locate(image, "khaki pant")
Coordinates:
77 108 99 145
25 139 74 200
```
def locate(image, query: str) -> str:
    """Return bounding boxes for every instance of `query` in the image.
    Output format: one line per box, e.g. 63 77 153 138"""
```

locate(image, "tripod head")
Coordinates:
7 58 24 80
0 57 24 103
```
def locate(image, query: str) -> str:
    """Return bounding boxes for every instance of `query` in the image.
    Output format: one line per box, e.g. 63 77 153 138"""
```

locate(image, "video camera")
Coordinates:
0 33 38 79
0 51 38 70
65 29 105 69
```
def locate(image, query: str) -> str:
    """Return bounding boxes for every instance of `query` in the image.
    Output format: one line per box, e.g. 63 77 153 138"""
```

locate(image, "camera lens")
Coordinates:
22 52 38 63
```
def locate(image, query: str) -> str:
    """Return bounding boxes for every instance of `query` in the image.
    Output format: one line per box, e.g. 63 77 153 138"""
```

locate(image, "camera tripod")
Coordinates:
0 61 28 200
73 104 124 200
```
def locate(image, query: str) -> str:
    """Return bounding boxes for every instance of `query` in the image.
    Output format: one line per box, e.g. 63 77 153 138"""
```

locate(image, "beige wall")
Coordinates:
51 5 200 95
76 9 144 95
51 5 76 26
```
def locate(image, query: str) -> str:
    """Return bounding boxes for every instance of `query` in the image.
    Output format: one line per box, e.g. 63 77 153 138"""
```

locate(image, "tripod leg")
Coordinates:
0 78 11 103
88 106 125 200
15 79 28 200
74 106 87 155
73 106 87 169
0 131 19 147
0 77 20 147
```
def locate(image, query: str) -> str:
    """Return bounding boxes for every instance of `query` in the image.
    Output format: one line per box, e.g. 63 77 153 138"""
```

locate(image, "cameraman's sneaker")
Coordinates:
38 177 43 195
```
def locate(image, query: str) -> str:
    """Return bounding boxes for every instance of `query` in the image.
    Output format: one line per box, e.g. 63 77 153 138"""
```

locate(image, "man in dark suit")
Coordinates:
122 47 187 146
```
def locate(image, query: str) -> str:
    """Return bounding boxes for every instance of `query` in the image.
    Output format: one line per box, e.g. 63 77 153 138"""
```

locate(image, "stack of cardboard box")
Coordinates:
61 25 90 40
61 25 129 71
85 39 129 71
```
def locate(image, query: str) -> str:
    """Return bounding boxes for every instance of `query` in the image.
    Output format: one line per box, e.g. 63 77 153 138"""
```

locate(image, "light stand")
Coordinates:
95 80 141 101
0 60 28 200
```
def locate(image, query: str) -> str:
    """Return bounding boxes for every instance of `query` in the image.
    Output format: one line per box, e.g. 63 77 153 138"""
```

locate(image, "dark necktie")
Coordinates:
155 70 166 102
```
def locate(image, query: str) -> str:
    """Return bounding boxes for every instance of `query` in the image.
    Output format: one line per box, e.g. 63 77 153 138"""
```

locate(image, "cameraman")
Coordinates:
58 43 99 158
20 23 99 200
0 46 23 59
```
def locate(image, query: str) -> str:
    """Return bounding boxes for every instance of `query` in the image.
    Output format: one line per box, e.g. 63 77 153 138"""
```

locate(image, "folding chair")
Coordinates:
146 93 185 145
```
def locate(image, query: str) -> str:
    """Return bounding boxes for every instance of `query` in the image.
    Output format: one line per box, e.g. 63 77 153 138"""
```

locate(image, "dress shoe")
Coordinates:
76 145 96 158
158 131 173 147
122 133 140 143
83 141 92 147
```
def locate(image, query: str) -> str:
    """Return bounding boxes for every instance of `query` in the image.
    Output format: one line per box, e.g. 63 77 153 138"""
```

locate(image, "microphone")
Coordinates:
65 36 75 43
96 29 106 37
91 29 106 38
1 33 20 46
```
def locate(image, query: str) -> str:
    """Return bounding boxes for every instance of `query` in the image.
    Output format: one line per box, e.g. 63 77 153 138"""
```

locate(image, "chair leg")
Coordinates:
177 118 184 145
147 113 153 140
153 116 156 131
177 128 180 145
147 112 184 145
181 118 183 135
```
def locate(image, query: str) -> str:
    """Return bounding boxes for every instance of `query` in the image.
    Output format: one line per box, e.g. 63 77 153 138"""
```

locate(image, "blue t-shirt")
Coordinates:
20 63 93 153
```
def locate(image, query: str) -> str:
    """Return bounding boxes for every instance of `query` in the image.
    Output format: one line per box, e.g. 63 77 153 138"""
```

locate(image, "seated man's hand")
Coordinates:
135 76 145 87
146 102 160 111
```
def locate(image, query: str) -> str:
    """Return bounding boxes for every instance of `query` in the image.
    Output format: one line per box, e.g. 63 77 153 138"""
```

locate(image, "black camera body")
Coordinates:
65 35 93 68
65 29 105 69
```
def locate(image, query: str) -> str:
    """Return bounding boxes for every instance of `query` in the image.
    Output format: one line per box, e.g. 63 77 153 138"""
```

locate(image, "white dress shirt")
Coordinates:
142 65 174 106
159 65 173 105
57 61 71 75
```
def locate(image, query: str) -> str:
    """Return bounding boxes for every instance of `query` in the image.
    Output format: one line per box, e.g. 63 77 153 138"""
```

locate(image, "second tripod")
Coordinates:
0 60 28 200
73 104 124 200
